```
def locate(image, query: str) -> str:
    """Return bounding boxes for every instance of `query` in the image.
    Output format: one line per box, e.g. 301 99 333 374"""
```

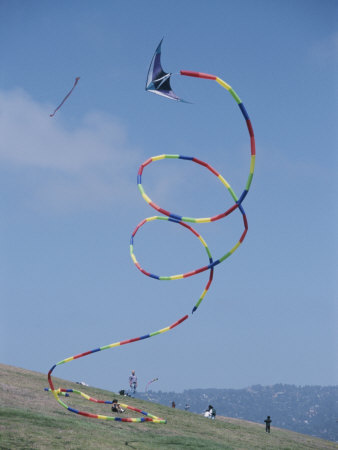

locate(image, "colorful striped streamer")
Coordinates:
46 71 255 423
44 388 165 423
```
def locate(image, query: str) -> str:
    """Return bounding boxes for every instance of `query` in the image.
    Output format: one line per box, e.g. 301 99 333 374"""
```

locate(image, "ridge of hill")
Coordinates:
1 363 337 449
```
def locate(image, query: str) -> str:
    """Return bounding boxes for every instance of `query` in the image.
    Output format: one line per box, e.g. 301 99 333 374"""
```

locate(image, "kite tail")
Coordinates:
46 314 188 422
50 77 80 117
46 68 255 424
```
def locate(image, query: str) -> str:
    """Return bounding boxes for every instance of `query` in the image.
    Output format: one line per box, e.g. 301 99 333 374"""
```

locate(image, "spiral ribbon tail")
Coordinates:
46 62 255 424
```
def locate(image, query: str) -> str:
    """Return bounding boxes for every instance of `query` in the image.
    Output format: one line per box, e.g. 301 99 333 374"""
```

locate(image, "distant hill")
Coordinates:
1 363 337 449
138 384 338 442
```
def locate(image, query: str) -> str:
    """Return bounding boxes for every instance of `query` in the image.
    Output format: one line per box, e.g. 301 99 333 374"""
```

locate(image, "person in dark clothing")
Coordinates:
111 399 125 413
264 415 272 433
211 406 216 420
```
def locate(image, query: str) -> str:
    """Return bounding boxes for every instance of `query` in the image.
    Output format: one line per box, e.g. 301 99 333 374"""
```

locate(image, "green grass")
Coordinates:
1 363 337 449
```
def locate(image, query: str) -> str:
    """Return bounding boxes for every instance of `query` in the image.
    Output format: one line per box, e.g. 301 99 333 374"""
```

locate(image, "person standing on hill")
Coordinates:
264 415 272 433
129 370 138 395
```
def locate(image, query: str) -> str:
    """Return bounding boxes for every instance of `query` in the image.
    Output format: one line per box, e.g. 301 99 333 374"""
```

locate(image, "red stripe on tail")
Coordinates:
180 71 216 80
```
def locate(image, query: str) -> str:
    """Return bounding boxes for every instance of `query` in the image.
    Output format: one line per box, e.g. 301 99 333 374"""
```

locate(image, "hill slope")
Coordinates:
1 363 337 449
138 384 338 441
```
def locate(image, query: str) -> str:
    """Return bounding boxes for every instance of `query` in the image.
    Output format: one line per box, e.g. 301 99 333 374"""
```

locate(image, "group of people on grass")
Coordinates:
111 369 138 414
204 405 216 419
110 370 272 433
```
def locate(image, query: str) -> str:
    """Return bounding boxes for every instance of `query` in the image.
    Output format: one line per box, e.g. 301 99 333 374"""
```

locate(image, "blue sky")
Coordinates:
0 0 337 394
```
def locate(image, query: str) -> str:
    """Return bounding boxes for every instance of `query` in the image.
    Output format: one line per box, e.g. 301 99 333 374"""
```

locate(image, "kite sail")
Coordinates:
146 39 185 102
50 77 80 117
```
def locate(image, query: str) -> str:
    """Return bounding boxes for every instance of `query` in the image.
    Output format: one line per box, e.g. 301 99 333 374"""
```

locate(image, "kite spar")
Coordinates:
46 40 255 423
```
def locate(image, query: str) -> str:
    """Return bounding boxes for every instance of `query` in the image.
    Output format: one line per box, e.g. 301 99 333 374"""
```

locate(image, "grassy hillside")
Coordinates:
1 364 337 449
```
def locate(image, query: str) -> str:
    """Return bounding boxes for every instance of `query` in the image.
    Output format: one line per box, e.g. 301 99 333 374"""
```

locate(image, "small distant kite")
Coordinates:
145 377 159 392
146 39 186 102
50 77 80 117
